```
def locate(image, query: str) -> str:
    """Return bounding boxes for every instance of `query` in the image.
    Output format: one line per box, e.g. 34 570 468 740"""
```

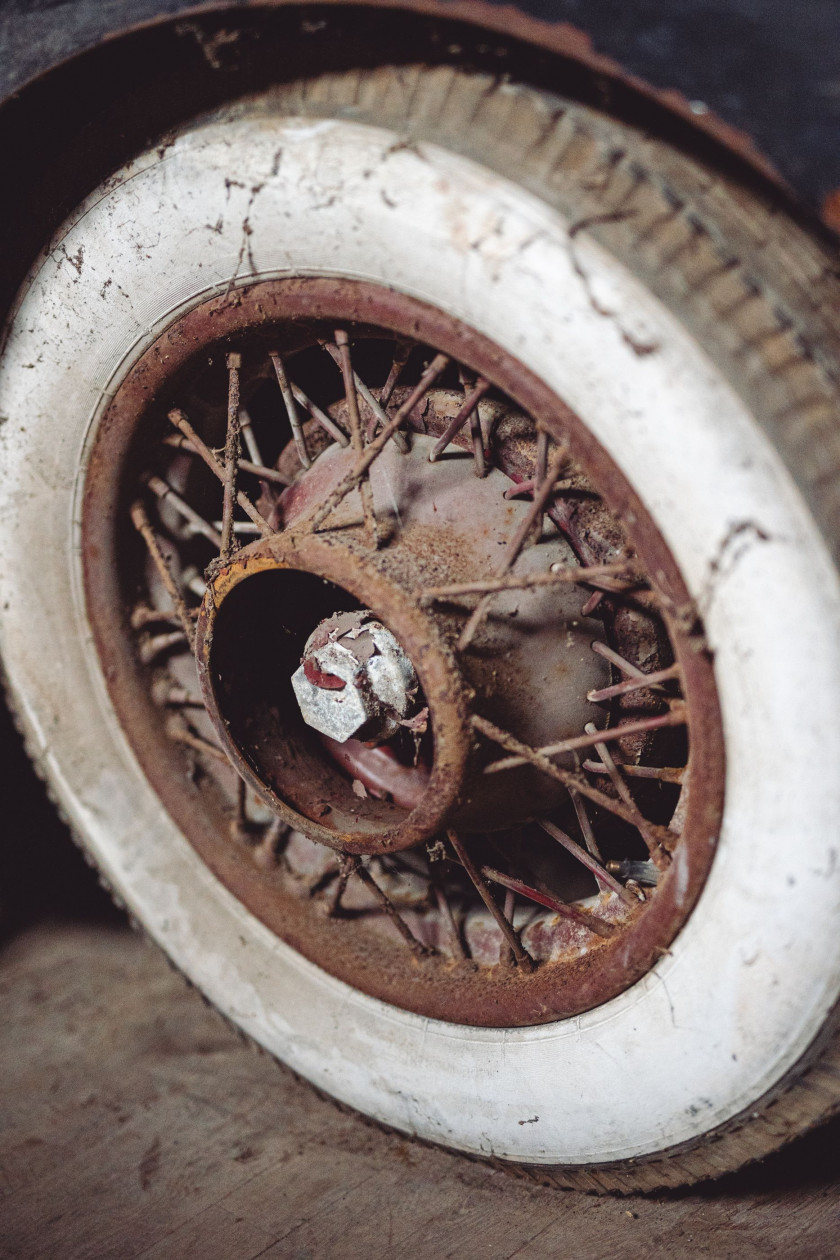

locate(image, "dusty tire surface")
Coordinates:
1 63 840 1192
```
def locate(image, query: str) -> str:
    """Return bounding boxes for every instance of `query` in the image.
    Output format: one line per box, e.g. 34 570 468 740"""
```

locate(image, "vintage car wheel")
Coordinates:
2 65 840 1192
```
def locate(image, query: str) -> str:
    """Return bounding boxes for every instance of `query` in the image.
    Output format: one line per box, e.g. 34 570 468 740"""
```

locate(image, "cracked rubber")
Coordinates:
4 62 840 1193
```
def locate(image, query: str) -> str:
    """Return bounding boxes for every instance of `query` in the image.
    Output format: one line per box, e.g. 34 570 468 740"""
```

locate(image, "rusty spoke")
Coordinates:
231 775 251 839
497 443 570 571
323 339 409 453
503 476 576 500
164 434 291 486
379 338 412 411
590 639 646 678
447 830 534 971
587 663 681 704
333 331 378 542
419 562 637 604
131 605 183 630
328 853 356 918
472 713 675 854
220 353 243 562
166 714 229 764
537 819 636 907
310 352 449 532
532 428 549 538
270 350 311 469
168 409 273 538
351 858 431 956
502 887 517 964
583 758 686 784
584 723 669 864
239 405 265 468
569 790 602 862
482 709 685 772
290 381 349 448
481 867 616 939
138 628 188 664
130 499 197 649
432 877 465 960
150 679 204 708
145 474 224 548
250 817 289 870
458 443 569 651
428 375 490 467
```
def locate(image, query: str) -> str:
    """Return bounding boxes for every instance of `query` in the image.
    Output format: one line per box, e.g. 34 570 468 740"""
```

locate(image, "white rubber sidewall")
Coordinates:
1 111 839 1166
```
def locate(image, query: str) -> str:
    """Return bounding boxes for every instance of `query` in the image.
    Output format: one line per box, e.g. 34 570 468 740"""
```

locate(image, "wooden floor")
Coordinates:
1 921 839 1259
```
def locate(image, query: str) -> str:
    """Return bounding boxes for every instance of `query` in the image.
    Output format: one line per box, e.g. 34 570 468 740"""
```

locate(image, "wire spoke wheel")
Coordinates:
3 62 840 1191
84 278 721 1025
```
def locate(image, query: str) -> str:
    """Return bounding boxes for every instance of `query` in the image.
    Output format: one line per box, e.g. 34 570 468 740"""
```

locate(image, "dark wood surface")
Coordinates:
2 922 840 1259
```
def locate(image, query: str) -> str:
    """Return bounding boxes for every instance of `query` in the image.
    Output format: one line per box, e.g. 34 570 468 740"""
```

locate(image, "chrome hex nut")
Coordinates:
291 612 418 744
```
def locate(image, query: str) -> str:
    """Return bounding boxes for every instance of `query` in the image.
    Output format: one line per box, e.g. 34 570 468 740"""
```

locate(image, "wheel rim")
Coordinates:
81 275 724 1027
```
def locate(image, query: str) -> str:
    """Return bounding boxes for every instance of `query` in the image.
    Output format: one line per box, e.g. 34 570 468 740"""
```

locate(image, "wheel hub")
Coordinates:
194 434 613 853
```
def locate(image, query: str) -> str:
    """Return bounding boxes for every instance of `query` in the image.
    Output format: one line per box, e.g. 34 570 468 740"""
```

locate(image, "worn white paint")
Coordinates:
1 109 839 1166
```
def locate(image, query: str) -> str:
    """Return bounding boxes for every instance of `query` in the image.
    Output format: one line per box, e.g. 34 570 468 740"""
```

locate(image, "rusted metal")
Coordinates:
81 274 724 1027
270 349 310 470
538 819 635 907
292 613 420 744
429 376 490 465
324 337 409 454
332 331 377 541
328 853 355 917
473 712 676 854
351 859 431 957
150 679 203 709
583 759 685 784
132 606 182 630
432 878 465 961
420 562 636 602
448 831 534 971
146 473 224 547
290 381 349 448
481 866 617 940
164 433 291 486
458 444 568 650
130 498 196 648
238 405 264 468
570 790 602 862
482 710 686 772
587 663 680 704
378 340 413 424
590 639 648 678
220 352 242 562
584 721 669 866
310 352 449 531
168 409 272 537
194 529 474 857
250 817 288 871
137 628 188 664
165 714 228 763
